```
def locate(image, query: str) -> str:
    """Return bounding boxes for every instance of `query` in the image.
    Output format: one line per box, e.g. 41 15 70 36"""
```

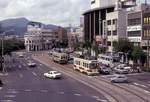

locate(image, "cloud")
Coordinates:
0 0 90 26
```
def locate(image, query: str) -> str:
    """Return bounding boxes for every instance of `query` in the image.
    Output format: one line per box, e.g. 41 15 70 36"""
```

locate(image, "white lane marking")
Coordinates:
74 93 81 96
144 90 150 94
133 83 148 88
0 87 3 90
58 92 64 94
19 74 23 78
32 72 37 76
92 96 100 99
40 90 48 93
4 95 16 98
6 90 18 94
1 100 14 102
96 99 108 102
24 89 32 92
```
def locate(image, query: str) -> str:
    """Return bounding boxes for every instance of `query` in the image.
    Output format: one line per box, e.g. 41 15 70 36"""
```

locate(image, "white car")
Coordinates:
111 75 128 83
28 62 36 67
44 71 62 79
114 67 128 74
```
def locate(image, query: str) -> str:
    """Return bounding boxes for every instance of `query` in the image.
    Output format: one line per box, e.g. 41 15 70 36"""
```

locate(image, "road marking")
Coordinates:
24 89 32 92
96 99 108 102
40 64 43 66
92 96 100 99
6 90 18 94
144 90 150 94
74 93 81 96
4 95 16 98
0 87 3 90
1 100 14 102
133 83 148 88
58 92 64 94
40 90 48 93
32 72 37 76
19 74 23 78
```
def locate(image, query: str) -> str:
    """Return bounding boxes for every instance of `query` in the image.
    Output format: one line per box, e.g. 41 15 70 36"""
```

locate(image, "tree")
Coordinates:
113 38 133 53
131 46 146 65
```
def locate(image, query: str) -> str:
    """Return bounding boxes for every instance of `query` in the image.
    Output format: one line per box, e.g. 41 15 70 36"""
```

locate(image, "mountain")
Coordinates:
0 17 58 36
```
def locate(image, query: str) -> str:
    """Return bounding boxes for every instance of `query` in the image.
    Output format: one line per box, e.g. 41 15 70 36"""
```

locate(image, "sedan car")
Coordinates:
44 71 62 79
111 75 128 83
27 62 36 67
114 67 128 74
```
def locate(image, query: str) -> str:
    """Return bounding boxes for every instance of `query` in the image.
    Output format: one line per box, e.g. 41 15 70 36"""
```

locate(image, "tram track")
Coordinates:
33 54 150 102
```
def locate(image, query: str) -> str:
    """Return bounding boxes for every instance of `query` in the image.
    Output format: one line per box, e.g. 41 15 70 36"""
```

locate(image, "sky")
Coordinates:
0 0 149 27
0 0 90 26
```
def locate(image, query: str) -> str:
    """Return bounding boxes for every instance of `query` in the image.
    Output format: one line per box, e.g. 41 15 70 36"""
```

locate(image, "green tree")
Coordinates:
131 46 146 65
113 38 133 53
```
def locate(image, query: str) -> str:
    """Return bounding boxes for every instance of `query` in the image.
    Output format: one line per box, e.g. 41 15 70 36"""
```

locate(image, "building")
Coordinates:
106 9 127 51
127 4 150 49
54 27 68 43
83 0 136 45
24 22 58 51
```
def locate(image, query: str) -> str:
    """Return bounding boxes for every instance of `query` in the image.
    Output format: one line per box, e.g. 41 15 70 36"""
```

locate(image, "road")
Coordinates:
32 51 150 102
0 52 108 102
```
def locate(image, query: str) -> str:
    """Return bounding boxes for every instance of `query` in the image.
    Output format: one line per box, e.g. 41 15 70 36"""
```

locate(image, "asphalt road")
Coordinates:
0 52 108 102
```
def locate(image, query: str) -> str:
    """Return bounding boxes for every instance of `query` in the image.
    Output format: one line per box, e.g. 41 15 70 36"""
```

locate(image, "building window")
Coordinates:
107 20 111 25
91 0 95 4
113 30 117 35
128 31 141 37
107 31 111 36
107 41 111 46
112 19 117 25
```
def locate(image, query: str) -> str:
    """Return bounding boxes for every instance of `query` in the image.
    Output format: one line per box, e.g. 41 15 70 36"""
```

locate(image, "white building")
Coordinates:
24 22 58 51
104 8 127 52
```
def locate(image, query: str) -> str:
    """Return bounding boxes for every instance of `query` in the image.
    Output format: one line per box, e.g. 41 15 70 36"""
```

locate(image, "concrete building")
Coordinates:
83 0 136 45
24 22 58 51
127 4 150 49
106 9 127 51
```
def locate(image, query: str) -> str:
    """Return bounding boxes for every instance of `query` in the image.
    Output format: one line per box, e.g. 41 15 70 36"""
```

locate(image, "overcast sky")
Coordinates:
0 0 90 26
0 0 149 26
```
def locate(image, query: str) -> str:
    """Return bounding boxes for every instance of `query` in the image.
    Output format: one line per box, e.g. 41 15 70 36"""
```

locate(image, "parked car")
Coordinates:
114 67 128 74
111 75 128 83
27 61 36 67
44 71 62 79
0 79 3 86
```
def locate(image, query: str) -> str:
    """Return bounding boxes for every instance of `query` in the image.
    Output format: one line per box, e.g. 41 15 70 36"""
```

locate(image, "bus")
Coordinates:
97 54 119 67
52 51 68 64
73 57 99 76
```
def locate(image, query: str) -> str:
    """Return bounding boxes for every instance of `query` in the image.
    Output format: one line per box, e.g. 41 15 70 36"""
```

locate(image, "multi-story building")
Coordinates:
83 0 136 44
105 9 127 51
127 4 150 49
24 22 58 51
